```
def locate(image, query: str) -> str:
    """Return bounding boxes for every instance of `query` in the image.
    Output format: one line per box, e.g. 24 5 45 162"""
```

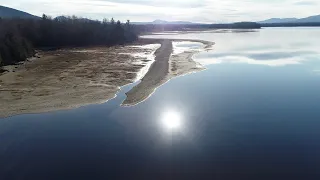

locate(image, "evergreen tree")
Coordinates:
0 16 138 66
110 18 115 25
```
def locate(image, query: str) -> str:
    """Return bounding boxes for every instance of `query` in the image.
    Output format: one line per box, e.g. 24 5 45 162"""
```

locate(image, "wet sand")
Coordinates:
122 39 213 106
0 38 213 118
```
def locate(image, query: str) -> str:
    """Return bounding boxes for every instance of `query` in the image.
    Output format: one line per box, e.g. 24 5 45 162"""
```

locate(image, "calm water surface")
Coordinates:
1 28 320 179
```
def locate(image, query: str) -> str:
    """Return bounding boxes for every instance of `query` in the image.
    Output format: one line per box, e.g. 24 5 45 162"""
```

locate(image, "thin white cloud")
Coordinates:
103 0 207 8
1 0 320 22
293 1 318 6
197 55 304 67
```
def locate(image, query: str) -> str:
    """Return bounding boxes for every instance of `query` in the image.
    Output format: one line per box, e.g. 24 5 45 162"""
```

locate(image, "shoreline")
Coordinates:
122 38 214 106
0 43 159 118
0 38 214 118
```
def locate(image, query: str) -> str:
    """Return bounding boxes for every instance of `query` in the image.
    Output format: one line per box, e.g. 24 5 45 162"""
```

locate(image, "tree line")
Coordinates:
0 15 262 68
260 22 320 27
0 15 138 67
135 22 261 33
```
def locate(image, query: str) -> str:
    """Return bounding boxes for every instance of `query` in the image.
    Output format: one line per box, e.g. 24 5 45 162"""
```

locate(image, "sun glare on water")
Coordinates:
162 111 182 130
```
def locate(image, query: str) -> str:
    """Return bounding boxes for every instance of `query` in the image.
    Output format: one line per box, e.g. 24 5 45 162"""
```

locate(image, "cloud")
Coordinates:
197 55 303 67
293 1 318 5
102 0 206 8
1 0 320 23
195 51 318 67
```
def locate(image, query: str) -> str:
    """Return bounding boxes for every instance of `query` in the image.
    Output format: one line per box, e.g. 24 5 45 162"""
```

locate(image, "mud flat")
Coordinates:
122 39 214 106
0 43 160 118
0 38 213 117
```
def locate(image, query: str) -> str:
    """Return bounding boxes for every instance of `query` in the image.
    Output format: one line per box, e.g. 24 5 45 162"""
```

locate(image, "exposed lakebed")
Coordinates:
0 39 211 117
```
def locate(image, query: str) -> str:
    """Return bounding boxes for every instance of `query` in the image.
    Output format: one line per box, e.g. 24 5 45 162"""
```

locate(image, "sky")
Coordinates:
1 0 320 23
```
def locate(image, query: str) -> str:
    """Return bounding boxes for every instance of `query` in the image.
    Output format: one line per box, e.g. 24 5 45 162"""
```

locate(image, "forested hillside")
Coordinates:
0 5 39 19
0 15 138 66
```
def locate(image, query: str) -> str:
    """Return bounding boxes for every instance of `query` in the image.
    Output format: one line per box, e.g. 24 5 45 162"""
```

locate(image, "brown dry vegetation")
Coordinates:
0 42 159 118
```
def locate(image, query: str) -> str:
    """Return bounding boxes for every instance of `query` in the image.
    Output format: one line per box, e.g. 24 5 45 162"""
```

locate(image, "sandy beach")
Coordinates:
0 38 213 118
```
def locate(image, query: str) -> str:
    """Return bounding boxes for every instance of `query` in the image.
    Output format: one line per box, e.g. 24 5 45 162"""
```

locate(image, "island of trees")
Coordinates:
260 22 320 27
136 22 261 33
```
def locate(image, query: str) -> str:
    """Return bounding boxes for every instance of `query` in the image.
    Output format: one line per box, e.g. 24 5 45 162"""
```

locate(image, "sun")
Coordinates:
162 111 182 130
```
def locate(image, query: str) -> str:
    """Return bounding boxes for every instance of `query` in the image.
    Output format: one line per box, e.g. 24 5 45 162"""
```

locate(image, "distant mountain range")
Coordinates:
259 15 320 23
0 5 192 25
0 5 39 19
1 5 320 25
132 20 194 25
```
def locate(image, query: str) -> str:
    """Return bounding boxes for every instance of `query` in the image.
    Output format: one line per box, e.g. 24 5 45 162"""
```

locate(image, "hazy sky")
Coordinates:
1 0 319 23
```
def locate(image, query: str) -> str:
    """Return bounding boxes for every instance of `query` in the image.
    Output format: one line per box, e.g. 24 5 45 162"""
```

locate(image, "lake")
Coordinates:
1 28 320 179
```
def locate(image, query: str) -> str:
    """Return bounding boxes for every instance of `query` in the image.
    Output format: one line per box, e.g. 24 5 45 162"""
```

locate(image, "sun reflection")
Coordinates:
161 110 182 130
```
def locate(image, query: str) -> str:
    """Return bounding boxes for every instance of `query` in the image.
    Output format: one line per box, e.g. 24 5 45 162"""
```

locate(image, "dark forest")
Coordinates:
0 15 138 66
